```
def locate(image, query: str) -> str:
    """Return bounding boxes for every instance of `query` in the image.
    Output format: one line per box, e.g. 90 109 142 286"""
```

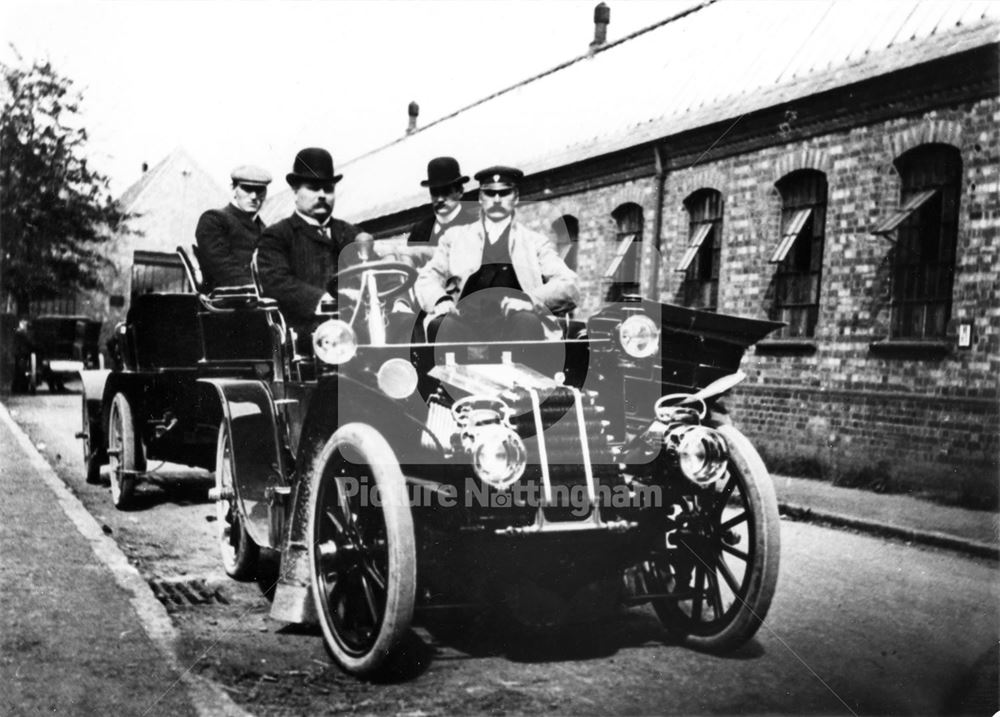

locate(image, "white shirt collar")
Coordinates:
483 216 513 243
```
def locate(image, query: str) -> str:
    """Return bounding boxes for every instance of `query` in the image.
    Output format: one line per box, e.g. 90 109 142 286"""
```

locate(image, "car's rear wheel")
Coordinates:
81 394 103 485
308 422 416 676
215 421 259 580
107 392 145 510
644 424 780 652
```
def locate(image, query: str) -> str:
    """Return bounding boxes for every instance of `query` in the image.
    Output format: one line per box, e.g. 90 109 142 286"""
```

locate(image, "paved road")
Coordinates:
8 388 998 715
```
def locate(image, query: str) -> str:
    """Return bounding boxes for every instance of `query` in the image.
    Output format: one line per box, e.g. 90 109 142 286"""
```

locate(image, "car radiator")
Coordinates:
508 385 613 510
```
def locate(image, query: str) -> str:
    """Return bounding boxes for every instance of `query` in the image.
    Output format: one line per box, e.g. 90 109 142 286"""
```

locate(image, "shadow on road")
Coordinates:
117 473 214 511
416 606 767 665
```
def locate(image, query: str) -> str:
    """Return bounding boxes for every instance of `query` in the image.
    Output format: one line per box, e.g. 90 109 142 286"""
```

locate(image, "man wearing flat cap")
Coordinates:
195 164 271 290
256 147 362 329
415 165 578 342
406 156 478 247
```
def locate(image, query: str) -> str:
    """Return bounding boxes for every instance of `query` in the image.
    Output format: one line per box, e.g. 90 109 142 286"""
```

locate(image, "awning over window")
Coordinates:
675 222 713 273
871 189 938 237
603 234 636 280
769 207 812 264
558 242 574 262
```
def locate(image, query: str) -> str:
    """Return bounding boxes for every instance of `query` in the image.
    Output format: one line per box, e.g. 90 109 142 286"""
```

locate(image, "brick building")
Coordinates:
333 1 1000 502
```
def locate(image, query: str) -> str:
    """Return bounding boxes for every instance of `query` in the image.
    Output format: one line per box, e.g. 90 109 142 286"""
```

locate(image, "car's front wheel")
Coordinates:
643 424 780 652
308 422 416 677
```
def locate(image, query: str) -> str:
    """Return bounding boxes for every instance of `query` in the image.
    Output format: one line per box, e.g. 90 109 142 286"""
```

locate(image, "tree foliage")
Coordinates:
1 51 131 314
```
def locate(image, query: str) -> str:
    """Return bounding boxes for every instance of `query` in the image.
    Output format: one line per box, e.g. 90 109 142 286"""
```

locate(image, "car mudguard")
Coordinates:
80 369 112 459
198 378 287 550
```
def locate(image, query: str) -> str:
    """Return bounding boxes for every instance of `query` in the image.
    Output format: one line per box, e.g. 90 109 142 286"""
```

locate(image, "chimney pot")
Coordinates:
591 2 610 50
407 101 419 134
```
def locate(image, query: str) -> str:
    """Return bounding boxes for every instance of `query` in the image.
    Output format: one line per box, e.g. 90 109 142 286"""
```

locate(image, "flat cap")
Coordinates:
474 165 524 189
230 165 272 186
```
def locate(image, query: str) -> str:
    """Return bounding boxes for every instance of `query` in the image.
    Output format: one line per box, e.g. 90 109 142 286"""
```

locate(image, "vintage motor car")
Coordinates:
12 314 103 393
79 248 280 504
196 251 784 677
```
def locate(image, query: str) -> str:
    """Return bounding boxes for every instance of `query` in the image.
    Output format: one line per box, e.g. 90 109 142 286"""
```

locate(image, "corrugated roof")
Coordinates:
316 0 997 224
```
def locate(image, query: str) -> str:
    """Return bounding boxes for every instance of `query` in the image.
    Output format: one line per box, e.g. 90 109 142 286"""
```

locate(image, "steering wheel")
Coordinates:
326 260 418 302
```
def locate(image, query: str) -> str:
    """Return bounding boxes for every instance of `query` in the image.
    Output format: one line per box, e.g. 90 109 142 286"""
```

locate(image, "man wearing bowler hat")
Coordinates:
195 164 271 290
406 156 478 247
256 147 361 329
415 165 578 343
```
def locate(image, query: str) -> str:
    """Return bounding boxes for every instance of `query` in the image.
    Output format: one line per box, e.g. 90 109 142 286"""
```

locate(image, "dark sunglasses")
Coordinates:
481 187 515 198
237 183 268 194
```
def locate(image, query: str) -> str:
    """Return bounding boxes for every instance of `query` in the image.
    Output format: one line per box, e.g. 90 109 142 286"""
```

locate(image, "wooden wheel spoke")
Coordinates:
324 509 350 542
721 542 749 561
711 476 737 516
705 570 725 619
361 558 387 592
721 511 748 531
716 555 742 595
692 566 705 622
358 573 381 624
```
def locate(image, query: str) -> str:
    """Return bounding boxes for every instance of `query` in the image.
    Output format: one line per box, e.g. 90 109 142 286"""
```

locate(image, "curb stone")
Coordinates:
779 501 999 561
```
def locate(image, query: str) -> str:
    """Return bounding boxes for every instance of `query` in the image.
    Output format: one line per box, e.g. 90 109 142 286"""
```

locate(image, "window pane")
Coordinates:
771 170 827 338
682 189 724 311
888 145 961 339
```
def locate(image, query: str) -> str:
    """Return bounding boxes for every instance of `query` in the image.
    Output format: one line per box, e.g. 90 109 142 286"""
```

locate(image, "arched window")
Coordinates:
551 214 579 271
605 203 643 302
770 170 827 337
872 144 961 339
678 189 723 311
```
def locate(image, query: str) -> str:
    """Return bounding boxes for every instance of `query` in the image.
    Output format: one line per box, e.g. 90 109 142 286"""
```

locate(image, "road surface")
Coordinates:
7 387 997 715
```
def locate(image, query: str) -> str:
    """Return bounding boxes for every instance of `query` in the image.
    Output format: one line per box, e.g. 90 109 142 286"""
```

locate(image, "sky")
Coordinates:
2 0 683 196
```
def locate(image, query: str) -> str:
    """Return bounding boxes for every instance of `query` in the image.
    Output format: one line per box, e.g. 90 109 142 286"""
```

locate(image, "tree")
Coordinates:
0 51 131 315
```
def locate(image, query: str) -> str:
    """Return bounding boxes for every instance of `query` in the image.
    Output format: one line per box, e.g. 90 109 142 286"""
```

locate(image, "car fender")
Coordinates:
293 374 435 479
199 378 286 549
80 369 111 455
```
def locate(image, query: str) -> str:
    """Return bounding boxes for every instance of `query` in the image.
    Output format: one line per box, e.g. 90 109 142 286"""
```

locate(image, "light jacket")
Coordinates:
415 219 579 314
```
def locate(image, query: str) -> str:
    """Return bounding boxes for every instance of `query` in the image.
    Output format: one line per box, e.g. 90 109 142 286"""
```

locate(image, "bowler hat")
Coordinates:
420 156 469 189
286 147 343 186
474 165 524 189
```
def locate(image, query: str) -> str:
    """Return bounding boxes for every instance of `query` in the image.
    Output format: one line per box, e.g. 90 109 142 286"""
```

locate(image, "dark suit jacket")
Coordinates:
256 213 360 327
405 204 479 246
195 203 265 289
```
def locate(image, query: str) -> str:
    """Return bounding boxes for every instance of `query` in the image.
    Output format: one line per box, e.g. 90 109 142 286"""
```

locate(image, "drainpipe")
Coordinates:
648 144 668 301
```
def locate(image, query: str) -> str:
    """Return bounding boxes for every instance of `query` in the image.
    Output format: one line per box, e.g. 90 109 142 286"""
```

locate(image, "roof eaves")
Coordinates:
341 0 716 167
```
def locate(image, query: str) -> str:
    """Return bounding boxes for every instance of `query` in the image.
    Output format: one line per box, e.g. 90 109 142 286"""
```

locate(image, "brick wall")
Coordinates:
513 96 999 499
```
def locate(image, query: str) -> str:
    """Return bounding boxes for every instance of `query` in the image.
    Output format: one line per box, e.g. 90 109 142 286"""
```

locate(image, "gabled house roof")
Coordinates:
318 0 997 225
116 147 227 254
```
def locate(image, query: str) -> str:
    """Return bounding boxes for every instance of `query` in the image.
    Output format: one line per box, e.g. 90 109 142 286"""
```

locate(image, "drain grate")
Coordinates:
149 576 231 607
